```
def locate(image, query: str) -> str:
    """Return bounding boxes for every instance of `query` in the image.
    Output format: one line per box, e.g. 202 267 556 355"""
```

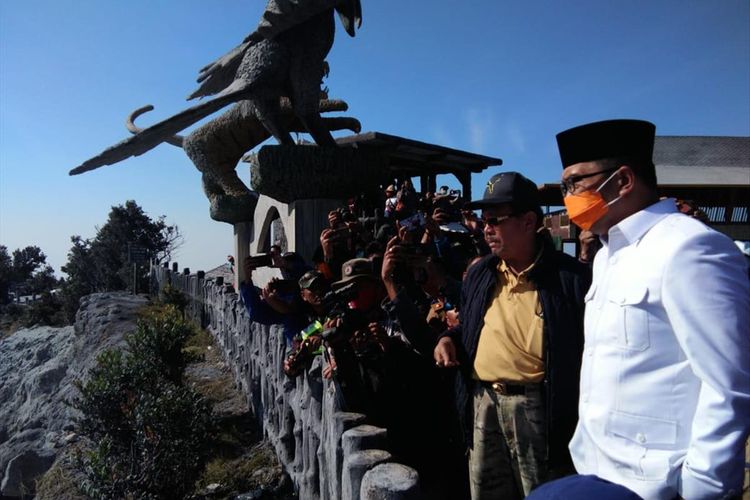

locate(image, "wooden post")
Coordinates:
456 171 472 202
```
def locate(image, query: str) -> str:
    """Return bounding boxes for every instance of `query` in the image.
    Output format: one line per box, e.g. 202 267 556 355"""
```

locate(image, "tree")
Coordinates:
61 201 182 321
0 244 64 329
0 245 59 304
0 246 11 304
89 200 181 290
60 236 97 321
12 246 47 285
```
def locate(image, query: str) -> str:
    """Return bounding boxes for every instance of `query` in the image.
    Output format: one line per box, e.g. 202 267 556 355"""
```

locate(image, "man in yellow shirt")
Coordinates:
434 172 590 499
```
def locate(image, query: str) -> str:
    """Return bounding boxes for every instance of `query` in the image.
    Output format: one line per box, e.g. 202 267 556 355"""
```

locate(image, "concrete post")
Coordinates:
234 221 253 290
342 425 388 457
361 463 420 499
342 450 392 500
289 199 340 265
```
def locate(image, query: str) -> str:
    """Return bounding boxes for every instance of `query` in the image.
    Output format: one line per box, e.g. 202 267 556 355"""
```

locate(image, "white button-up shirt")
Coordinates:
570 198 750 500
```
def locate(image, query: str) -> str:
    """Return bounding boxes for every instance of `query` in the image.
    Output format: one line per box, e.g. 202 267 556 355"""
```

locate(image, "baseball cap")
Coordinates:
464 171 541 211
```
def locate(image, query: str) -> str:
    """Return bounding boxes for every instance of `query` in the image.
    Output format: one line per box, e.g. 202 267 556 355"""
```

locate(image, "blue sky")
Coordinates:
1 1 748 274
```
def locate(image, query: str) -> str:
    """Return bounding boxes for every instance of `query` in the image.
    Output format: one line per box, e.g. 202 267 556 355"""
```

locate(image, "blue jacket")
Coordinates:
239 282 305 345
446 238 590 467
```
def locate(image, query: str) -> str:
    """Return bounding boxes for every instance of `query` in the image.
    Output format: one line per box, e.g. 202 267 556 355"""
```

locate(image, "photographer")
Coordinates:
240 255 307 347
378 230 470 500
418 205 482 281
383 185 399 219
276 250 310 282
282 270 334 377
318 209 359 281
320 258 390 412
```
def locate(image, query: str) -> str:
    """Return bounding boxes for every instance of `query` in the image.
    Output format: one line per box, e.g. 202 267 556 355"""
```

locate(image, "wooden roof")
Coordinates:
335 131 502 177
538 135 750 207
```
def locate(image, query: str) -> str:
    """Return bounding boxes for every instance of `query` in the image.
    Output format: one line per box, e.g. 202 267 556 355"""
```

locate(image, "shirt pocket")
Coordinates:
606 285 650 351
606 410 677 480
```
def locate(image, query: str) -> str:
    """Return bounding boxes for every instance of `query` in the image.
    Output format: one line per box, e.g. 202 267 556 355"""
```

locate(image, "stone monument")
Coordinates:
70 0 371 224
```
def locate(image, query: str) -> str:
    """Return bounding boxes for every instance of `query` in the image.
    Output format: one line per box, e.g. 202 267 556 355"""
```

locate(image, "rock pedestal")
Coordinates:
251 145 387 203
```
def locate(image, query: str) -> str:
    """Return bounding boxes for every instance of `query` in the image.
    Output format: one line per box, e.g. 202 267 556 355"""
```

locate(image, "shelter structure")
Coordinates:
540 135 750 253
336 131 502 201
239 131 501 286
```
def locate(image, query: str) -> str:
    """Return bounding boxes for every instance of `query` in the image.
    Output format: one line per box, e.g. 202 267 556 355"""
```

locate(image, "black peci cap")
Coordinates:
556 119 656 168
464 171 541 211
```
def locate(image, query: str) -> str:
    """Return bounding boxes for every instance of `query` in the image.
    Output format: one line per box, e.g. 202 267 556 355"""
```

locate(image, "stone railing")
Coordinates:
151 265 420 500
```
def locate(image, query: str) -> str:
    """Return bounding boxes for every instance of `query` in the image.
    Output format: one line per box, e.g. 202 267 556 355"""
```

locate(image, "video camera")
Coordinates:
320 281 358 313
319 283 370 413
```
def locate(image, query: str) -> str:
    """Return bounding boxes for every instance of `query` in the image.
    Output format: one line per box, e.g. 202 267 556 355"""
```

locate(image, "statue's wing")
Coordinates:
188 40 254 101
70 81 252 176
189 0 343 100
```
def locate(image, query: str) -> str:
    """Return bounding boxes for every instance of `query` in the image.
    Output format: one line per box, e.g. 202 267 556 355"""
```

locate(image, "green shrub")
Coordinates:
160 284 189 314
129 305 196 385
74 304 213 499
79 386 213 500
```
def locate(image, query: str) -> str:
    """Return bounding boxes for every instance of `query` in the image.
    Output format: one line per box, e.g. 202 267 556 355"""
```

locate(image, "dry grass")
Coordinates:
35 451 87 500
197 442 284 498
183 328 292 499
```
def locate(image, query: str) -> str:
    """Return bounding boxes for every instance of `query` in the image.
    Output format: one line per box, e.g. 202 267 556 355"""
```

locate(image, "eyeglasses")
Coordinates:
481 214 516 226
560 167 618 196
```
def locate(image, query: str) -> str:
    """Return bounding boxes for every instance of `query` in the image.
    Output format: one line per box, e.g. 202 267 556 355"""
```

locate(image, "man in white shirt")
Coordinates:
554 119 749 499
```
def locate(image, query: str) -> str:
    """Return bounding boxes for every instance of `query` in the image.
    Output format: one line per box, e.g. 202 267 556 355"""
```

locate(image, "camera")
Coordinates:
246 253 273 268
268 279 299 294
439 222 469 234
398 212 426 232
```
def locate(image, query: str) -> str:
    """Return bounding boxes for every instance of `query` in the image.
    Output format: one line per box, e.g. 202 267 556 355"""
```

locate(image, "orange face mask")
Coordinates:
563 171 621 231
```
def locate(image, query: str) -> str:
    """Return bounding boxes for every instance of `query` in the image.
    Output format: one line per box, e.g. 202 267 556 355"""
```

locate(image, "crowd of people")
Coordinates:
240 179 487 498
238 119 749 500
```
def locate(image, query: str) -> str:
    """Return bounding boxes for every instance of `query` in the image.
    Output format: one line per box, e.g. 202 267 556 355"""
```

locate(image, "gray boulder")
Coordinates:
0 292 148 498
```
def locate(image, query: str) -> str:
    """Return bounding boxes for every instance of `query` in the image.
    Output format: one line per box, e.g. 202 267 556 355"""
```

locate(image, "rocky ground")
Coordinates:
0 292 294 499
183 329 295 500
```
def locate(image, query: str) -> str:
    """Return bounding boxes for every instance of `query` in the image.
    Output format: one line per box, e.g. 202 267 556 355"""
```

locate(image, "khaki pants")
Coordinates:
469 383 547 500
